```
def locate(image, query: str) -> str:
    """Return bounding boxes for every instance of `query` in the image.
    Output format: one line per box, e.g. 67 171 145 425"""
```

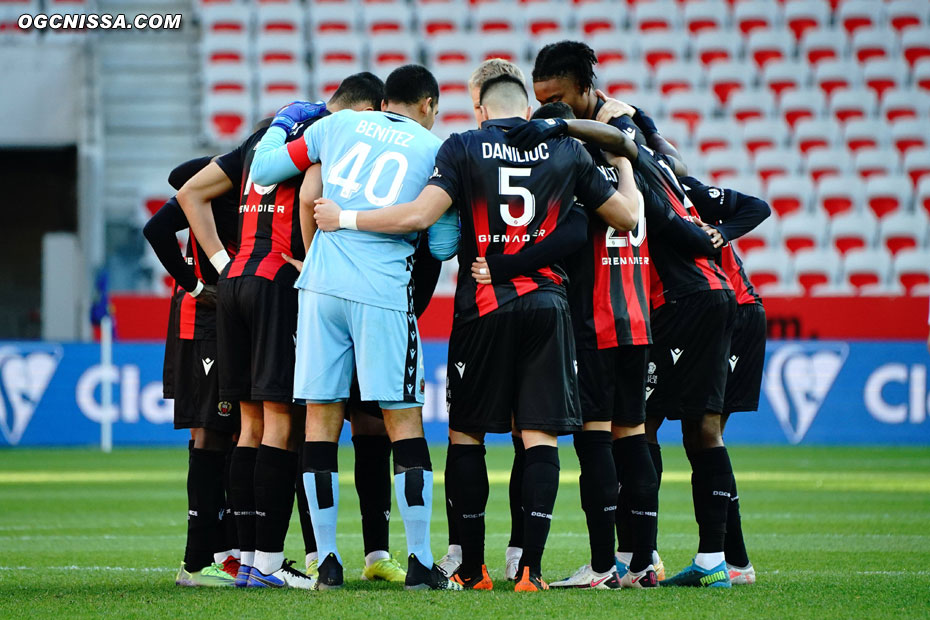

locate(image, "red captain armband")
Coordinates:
286 138 313 172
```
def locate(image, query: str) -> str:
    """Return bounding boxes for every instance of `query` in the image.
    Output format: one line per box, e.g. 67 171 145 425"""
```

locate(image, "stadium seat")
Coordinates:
755 148 802 183
599 62 649 96
312 33 365 65
259 62 308 97
747 30 795 69
436 93 474 125
314 62 364 97
799 29 846 66
683 0 727 34
639 31 689 69
767 174 814 216
717 174 764 202
794 118 841 154
204 63 250 94
918 177 930 216
893 248 930 293
865 175 912 218
693 31 741 67
632 0 680 32
728 89 777 123
433 64 470 95
817 175 864 216
589 32 639 66
368 34 418 71
416 2 469 37
862 59 908 100
575 2 624 36
473 2 522 33
256 31 305 64
259 92 294 118
694 118 740 153
843 248 893 290
257 3 303 35
763 60 811 99
837 0 880 36
779 89 826 129
655 60 702 96
734 0 778 36
904 149 930 187
805 147 853 182
742 118 789 155
829 88 877 124
784 0 830 41
854 149 898 180
742 247 793 289
657 119 691 151
523 2 572 37
425 34 474 67
202 32 251 65
880 88 930 122
851 27 894 64
781 210 828 253
794 247 841 292
902 27 930 67
734 212 780 254
830 210 877 255
199 4 252 34
879 210 929 255
843 119 887 153
203 92 253 145
891 119 928 155
707 61 752 105
664 91 716 132
814 60 862 98
361 2 413 34
914 60 930 93
473 34 526 63
704 148 750 181
308 3 357 33
886 0 928 33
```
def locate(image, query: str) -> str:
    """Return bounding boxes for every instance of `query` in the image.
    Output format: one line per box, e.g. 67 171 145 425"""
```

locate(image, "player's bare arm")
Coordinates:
176 162 234 271
313 185 454 233
596 156 641 232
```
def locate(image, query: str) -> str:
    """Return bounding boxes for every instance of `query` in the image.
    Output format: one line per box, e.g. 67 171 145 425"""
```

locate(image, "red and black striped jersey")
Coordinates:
634 145 733 309
427 117 616 324
565 145 652 350
216 116 324 286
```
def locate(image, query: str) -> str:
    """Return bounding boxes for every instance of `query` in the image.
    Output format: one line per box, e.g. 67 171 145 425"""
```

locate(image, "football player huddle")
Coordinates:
146 40 769 593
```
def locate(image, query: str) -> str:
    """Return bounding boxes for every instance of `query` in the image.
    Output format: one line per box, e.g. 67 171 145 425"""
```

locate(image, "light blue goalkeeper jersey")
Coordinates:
253 108 458 312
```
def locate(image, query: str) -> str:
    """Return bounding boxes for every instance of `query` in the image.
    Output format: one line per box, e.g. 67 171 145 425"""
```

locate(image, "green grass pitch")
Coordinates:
1 444 929 618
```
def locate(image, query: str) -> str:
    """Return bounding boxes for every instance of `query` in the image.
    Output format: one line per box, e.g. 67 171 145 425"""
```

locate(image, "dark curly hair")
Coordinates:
532 40 598 92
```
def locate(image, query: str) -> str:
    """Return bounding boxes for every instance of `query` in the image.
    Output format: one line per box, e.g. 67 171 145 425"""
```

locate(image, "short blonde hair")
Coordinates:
468 59 526 90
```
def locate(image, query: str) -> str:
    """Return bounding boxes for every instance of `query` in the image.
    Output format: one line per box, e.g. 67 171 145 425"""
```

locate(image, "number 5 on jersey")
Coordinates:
499 167 536 227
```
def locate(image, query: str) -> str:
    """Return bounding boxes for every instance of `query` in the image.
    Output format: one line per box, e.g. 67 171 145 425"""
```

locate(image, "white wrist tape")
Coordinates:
339 210 359 231
189 280 204 298
209 250 230 273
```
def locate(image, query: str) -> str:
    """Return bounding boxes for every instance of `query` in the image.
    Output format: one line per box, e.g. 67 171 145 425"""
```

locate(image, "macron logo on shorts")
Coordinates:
670 348 683 365
729 355 739 372
202 357 215 375
455 362 466 378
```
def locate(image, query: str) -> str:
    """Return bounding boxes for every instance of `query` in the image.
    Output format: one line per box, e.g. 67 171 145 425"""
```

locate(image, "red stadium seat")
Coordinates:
707 61 751 105
589 32 638 66
880 88 930 122
202 32 251 65
312 33 364 65
763 60 810 99
523 2 572 37
361 3 413 34
863 59 907 100
693 31 741 67
854 149 898 180
734 1 778 36
204 92 253 144
837 0 879 36
433 64 470 95
575 2 624 36
683 0 726 34
794 248 841 292
743 248 793 289
851 27 893 63
716 174 764 200
368 34 418 71
799 29 845 66
436 93 474 125
704 148 750 181
904 149 930 188
416 3 469 37
755 148 802 183
915 60 930 93
865 175 912 218
747 30 794 69
779 89 826 129
735 213 780 255
474 2 521 33
843 248 893 290
632 0 680 32
843 119 886 153
814 60 861 98
886 0 928 33
741 118 789 155
891 119 928 155
767 174 814 216
314 62 364 98
728 89 777 123
639 31 689 69
257 4 302 34
204 63 250 94
664 91 716 132
256 32 304 64
794 118 841 154
903 28 930 67
781 210 828 253
199 4 251 34
655 60 702 96
817 176 864 217
880 211 929 255
805 148 853 182
308 3 356 33
830 211 876 255
829 88 877 124
424 33 474 67
694 118 740 153
600 62 649 95
894 249 930 293
474 33 525 62
784 0 830 41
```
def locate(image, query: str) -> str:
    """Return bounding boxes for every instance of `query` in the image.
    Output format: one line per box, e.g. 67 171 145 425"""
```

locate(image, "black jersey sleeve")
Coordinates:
426 134 464 201
572 142 617 211
168 156 213 191
682 176 772 243
641 174 717 257
215 130 265 188
411 234 442 318
483 206 589 284
142 197 198 292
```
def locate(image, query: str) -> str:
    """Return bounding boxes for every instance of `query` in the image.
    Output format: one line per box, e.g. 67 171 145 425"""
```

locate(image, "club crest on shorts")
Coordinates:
217 401 233 417
419 378 425 394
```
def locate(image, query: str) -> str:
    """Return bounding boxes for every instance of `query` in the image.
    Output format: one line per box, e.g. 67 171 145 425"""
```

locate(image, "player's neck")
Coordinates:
382 104 423 126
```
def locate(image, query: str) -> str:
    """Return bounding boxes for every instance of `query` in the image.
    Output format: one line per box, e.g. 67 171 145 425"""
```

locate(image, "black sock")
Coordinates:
693 447 732 554
574 431 617 574
612 440 629 554
520 445 559 576
647 442 662 552
725 474 750 567
184 448 226 572
254 445 299 558
392 437 432 472
223 445 238 553
229 446 258 561
295 468 317 555
446 444 488 577
353 434 392 555
508 435 526 549
444 441 460 547
614 435 658 572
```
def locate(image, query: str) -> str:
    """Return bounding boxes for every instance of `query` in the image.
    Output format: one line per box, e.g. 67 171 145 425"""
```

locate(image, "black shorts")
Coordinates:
217 275 297 402
577 345 649 425
724 303 766 414
447 290 581 435
169 336 240 433
646 289 736 420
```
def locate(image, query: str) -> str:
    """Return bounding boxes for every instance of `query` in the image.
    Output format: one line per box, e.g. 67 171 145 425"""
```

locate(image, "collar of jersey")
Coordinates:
480 117 526 130
381 110 416 123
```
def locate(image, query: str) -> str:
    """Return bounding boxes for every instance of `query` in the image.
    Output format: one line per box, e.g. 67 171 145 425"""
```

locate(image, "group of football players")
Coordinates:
144 38 770 593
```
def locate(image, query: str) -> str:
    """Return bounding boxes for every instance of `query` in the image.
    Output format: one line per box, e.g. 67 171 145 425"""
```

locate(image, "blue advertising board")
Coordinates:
0 340 928 447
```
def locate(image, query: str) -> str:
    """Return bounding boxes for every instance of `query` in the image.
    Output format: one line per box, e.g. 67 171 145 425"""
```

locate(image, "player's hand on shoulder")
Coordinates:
471 257 492 285
281 253 303 273
313 198 342 232
595 89 636 123
191 283 217 309
506 118 567 150
271 100 326 133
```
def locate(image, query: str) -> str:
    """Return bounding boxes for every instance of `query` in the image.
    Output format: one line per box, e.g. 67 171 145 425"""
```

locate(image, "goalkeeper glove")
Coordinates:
270 101 327 133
